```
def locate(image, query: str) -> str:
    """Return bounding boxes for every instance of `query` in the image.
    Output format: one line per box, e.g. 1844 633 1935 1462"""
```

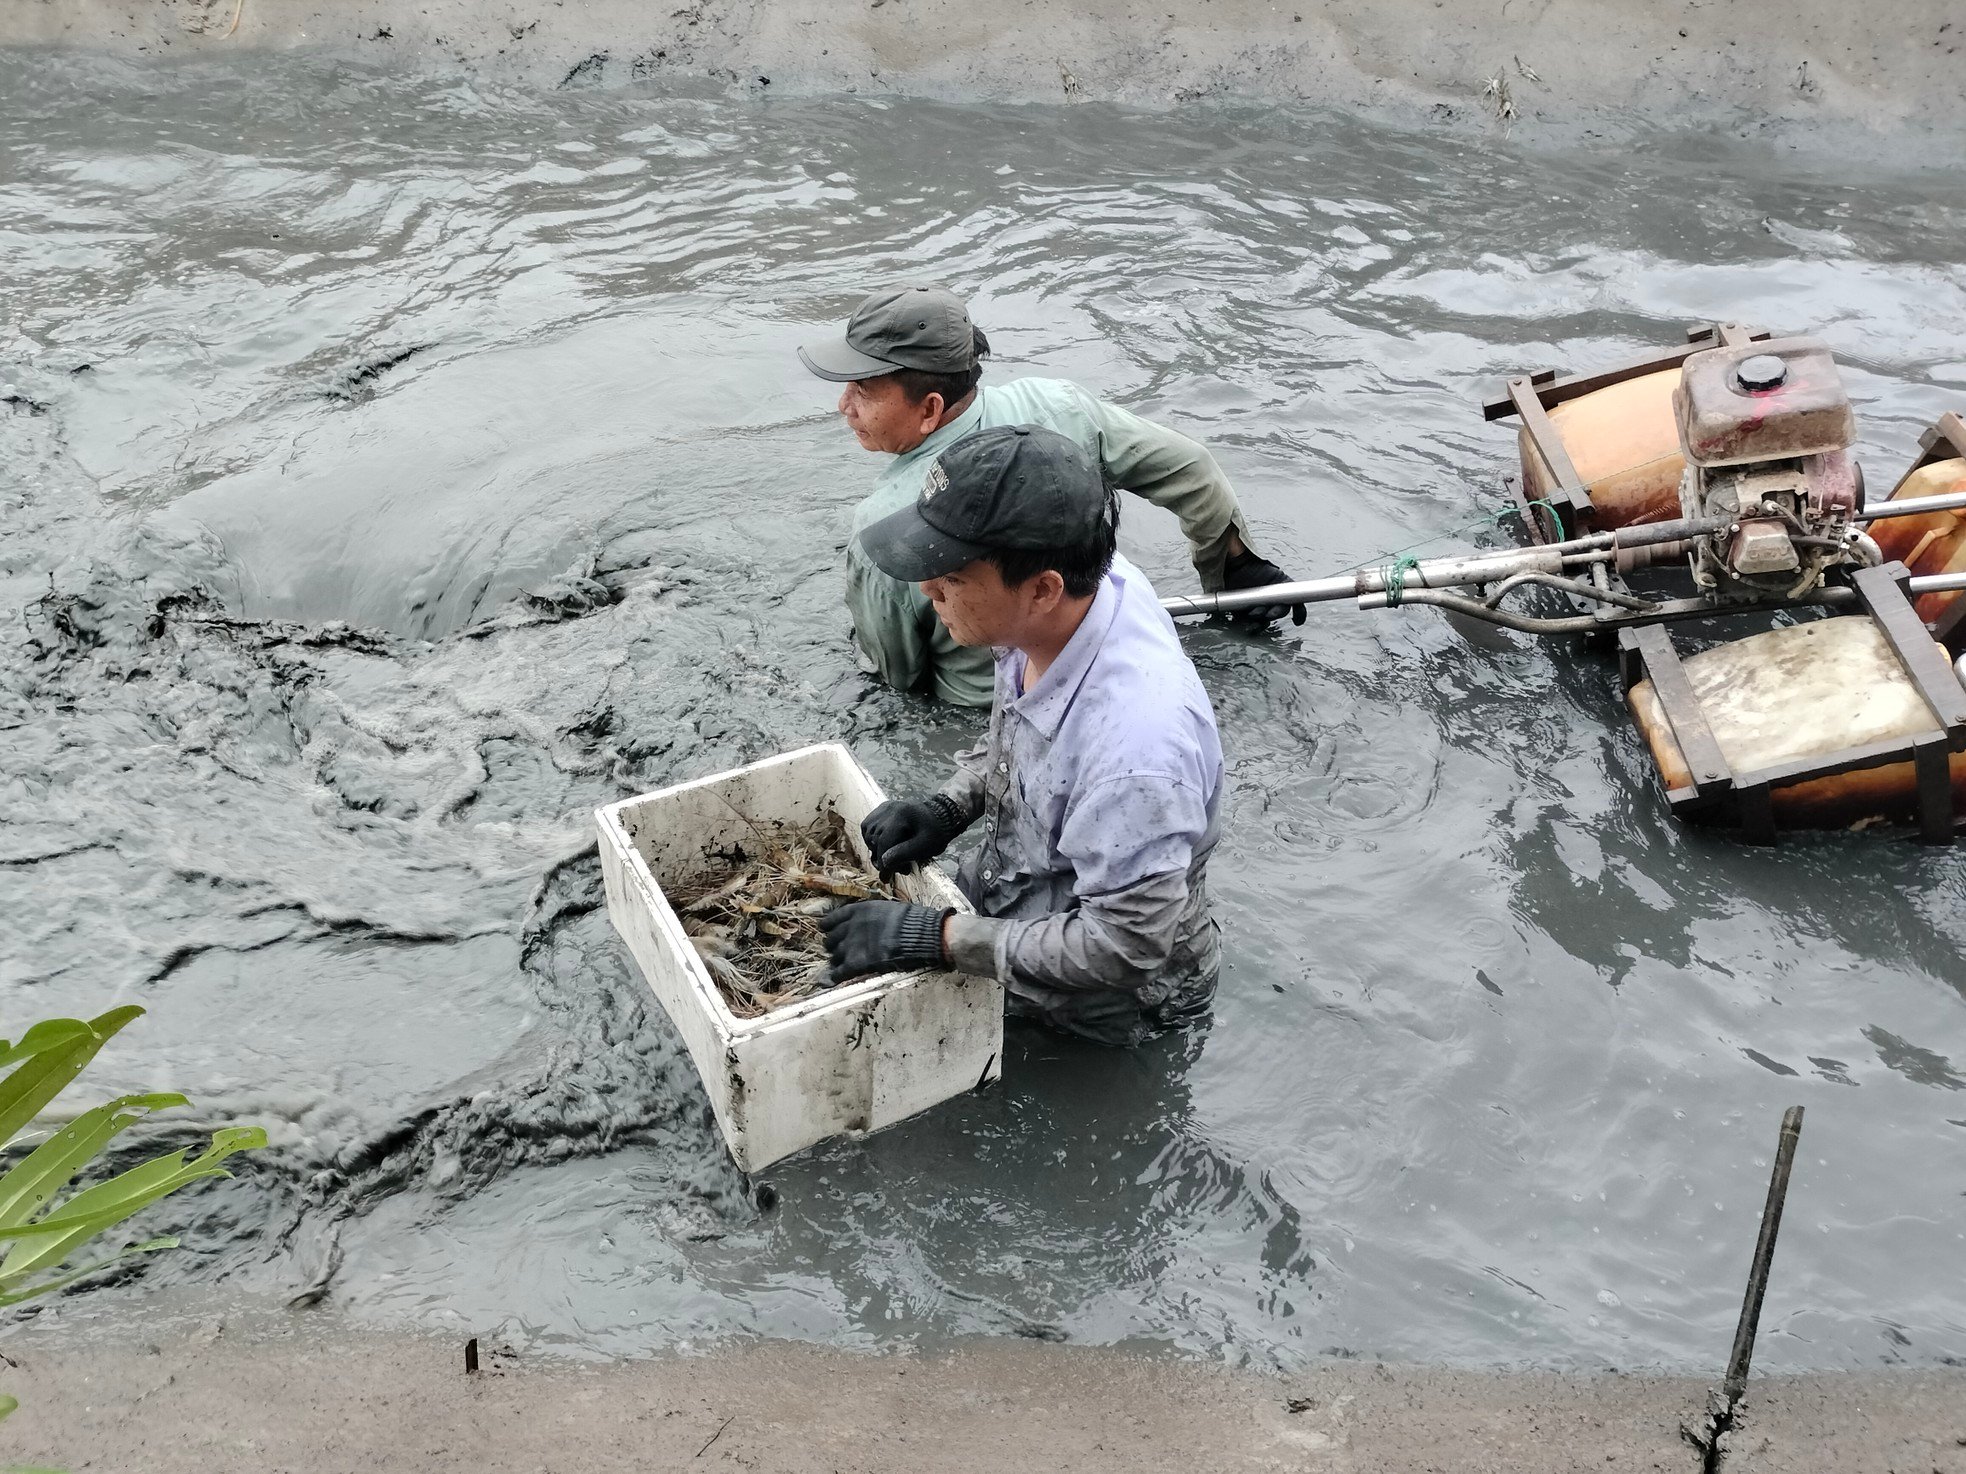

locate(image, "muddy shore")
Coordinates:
6 0 1964 147
5 1295 1964 1473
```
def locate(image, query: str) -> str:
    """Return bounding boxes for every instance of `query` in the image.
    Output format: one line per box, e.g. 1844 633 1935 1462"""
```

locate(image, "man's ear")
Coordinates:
917 391 946 429
1033 569 1067 611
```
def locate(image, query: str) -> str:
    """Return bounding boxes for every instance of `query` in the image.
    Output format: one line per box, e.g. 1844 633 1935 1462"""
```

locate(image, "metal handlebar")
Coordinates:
1161 514 1733 620
1161 512 1966 631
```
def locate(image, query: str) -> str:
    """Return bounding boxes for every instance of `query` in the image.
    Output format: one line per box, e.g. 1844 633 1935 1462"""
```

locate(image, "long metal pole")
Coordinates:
1163 547 1577 618
1162 515 1738 618
1856 491 1966 522
1159 574 1364 617
1174 569 1966 616
1722 1106 1804 1405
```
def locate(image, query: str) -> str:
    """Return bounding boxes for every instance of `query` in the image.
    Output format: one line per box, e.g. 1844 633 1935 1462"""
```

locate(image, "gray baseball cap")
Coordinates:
857 425 1107 583
799 285 977 382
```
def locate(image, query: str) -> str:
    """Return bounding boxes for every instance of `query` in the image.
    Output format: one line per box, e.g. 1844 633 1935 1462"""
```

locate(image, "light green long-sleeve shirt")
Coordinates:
845 376 1253 707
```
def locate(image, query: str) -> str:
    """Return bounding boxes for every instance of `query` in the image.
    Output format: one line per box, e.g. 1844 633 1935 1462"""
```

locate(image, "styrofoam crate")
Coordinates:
595 742 1002 1173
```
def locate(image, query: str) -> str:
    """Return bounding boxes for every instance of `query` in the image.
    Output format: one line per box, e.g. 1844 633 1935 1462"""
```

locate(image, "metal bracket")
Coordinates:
1908 410 1966 477
1479 324 1764 422
1621 624 1735 805
1850 563 1966 743
1914 736 1954 845
1506 375 1594 535
1483 324 1773 545
1851 562 1966 841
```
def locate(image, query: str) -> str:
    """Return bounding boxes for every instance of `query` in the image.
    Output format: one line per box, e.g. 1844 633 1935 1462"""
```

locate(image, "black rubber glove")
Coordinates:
860 794 969 880
1223 545 1307 626
819 900 953 984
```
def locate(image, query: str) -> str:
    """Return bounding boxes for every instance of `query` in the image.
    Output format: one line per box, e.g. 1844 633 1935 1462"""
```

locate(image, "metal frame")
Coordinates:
1618 564 1966 843
1485 322 1769 545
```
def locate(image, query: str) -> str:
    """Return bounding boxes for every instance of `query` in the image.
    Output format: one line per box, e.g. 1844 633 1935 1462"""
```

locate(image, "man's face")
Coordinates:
838 375 940 455
921 559 1044 648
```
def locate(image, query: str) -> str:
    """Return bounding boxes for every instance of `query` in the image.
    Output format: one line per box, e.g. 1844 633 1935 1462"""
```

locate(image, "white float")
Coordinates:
595 742 1001 1173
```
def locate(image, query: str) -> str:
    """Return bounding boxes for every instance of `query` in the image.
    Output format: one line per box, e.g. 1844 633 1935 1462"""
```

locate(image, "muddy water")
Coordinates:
4 52 1965 1372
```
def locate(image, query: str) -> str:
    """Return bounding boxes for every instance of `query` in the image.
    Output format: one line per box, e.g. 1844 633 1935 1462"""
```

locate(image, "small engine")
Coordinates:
1674 336 1862 602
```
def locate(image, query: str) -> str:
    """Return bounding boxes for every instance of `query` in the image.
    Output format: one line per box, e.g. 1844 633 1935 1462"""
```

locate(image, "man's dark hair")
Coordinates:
986 485 1119 600
891 326 991 407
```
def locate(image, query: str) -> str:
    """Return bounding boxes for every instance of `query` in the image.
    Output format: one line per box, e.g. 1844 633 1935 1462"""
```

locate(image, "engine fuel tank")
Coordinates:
1674 337 1855 468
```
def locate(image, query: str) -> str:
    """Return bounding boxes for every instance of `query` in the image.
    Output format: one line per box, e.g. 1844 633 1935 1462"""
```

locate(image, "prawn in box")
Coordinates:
594 743 1001 1172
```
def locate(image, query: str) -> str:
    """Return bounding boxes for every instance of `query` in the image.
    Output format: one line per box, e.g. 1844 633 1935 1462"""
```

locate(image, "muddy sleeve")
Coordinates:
1079 387 1255 592
937 739 990 824
844 546 937 694
941 775 1204 993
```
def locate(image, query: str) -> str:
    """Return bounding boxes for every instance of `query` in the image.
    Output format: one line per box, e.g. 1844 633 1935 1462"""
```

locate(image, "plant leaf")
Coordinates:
0 1391 15 1419
0 1128 265 1282
0 1019 91 1072
0 1007 144 1148
0 1093 189 1231
0 1236 178 1309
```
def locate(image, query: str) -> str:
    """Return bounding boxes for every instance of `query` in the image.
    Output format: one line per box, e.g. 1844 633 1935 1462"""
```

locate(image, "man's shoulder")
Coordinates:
982 375 1098 426
1065 571 1218 772
852 455 933 532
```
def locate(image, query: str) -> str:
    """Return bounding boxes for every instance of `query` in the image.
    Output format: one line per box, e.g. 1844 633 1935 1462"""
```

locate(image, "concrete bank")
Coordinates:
5 1300 1966 1474
5 0 1964 147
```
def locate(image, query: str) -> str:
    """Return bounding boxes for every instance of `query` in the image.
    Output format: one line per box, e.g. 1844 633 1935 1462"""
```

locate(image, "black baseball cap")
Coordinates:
857 425 1107 582
799 284 977 382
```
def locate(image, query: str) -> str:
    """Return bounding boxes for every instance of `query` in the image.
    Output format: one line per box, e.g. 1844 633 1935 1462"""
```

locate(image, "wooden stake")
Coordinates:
1722 1106 1804 1404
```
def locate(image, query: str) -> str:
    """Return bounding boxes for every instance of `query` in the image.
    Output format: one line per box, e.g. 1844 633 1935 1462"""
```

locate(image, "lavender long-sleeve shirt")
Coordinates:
938 555 1225 1046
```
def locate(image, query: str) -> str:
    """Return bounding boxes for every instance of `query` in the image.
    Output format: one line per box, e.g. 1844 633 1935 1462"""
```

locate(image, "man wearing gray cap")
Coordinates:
819 424 1223 1046
801 284 1302 707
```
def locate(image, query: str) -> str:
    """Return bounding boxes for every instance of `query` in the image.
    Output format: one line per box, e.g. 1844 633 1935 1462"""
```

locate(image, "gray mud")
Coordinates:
7 0 1966 158
2 53 1965 1376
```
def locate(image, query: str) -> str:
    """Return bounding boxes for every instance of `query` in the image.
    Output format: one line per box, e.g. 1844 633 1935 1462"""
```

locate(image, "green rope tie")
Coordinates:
1381 552 1422 607
1333 495 1571 607
1518 497 1566 543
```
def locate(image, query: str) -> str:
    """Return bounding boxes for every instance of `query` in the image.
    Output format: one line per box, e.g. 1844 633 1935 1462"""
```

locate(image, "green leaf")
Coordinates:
0 1019 91 1072
0 1128 265 1282
0 1007 144 1148
0 1011 266 1318
0 1392 15 1419
0 1093 189 1231
0 1237 177 1309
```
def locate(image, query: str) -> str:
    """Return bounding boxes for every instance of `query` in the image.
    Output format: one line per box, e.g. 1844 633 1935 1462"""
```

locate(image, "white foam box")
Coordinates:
595 742 1002 1173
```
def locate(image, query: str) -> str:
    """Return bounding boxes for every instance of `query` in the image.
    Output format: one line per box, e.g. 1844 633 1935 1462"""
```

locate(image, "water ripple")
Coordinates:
2 52 1964 1373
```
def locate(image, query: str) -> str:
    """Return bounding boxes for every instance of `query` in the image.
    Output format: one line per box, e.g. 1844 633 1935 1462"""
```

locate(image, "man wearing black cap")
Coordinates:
819 424 1224 1046
801 284 1302 707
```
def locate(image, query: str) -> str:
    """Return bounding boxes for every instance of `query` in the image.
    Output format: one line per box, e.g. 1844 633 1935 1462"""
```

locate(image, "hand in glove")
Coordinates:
860 794 969 880
1223 545 1307 626
819 900 952 984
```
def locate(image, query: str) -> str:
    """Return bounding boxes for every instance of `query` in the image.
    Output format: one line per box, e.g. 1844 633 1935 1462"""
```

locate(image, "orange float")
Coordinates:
1868 453 1966 640
1517 367 1686 530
